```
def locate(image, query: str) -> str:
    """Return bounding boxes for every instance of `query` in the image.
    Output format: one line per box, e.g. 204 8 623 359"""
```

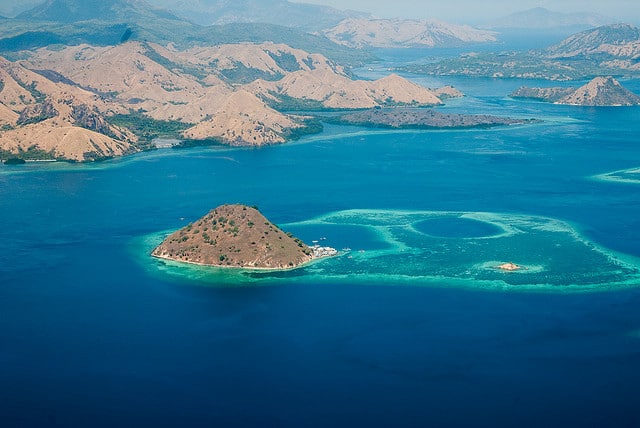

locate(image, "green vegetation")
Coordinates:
264 92 328 112
172 137 226 149
284 118 324 141
3 158 26 165
141 43 209 82
267 50 301 73
107 112 192 143
0 146 58 161
219 61 283 84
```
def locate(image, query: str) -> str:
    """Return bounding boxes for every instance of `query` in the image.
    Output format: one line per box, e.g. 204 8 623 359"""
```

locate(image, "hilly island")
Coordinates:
510 76 640 106
0 0 532 163
152 204 336 270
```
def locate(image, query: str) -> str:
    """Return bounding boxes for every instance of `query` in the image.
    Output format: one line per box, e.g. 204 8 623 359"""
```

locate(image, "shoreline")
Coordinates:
151 249 338 272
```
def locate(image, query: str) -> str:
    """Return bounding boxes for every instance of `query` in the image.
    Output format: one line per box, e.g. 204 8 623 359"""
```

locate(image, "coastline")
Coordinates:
150 248 339 272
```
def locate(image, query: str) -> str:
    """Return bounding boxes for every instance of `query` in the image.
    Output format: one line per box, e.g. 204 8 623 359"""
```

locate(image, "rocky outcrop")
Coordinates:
152 204 315 270
511 76 640 106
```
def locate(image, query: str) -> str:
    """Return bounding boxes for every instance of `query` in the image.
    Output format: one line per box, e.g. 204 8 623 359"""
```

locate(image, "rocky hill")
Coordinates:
510 76 640 106
0 57 137 161
324 18 497 49
250 72 445 109
181 90 309 146
152 204 316 270
545 23 640 59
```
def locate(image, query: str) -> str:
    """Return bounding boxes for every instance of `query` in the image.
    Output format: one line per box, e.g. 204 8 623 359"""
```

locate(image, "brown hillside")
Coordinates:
23 43 209 109
252 70 444 109
12 41 461 156
152 204 315 270
0 57 137 161
0 103 18 126
182 90 306 146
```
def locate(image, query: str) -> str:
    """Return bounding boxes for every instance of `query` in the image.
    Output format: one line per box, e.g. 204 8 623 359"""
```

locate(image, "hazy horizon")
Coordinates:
291 0 638 24
0 0 637 26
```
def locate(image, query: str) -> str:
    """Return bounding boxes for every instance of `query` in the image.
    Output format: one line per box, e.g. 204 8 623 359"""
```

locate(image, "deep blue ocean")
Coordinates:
1 48 640 427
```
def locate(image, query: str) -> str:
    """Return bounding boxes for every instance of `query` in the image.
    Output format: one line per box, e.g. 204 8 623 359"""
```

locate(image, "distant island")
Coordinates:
330 107 536 129
511 76 640 106
402 24 640 81
152 204 337 270
323 17 497 49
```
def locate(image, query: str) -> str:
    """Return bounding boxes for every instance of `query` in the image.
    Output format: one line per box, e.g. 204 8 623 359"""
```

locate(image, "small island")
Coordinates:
329 107 535 129
496 262 523 271
510 76 640 106
152 204 336 270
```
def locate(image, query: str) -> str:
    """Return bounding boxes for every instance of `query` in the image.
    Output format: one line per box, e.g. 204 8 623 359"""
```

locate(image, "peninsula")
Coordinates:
152 204 336 270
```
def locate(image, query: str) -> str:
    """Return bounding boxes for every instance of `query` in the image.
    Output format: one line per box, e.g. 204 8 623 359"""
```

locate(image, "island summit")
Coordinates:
152 204 336 270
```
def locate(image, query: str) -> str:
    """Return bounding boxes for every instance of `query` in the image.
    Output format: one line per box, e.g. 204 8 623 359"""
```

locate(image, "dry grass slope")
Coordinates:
152 204 314 270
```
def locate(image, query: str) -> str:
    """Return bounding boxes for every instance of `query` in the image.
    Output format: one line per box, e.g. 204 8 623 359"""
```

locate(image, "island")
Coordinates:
496 262 523 271
151 204 337 270
510 76 640 106
329 107 535 129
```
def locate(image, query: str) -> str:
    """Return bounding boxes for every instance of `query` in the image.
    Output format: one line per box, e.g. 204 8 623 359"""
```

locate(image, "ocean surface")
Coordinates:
1 49 640 427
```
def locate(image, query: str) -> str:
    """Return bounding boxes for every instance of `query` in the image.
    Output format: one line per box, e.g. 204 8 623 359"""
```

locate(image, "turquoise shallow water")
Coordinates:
1 66 640 426
137 209 640 290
